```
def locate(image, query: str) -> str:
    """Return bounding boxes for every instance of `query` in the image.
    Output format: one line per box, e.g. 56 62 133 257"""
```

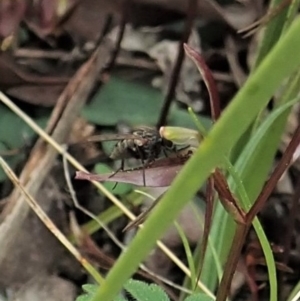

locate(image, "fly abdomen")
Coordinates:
109 139 141 160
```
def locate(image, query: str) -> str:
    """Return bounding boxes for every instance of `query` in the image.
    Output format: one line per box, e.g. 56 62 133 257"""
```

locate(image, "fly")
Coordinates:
87 126 176 186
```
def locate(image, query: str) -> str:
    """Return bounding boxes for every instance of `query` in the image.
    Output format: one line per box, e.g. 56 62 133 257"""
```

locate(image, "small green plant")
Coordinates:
76 279 214 301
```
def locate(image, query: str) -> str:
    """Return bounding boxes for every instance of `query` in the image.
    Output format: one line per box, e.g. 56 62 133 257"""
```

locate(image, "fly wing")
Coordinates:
87 134 144 143
88 126 158 143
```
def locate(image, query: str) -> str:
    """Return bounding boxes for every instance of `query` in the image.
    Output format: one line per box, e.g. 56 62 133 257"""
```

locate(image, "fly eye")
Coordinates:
163 139 174 148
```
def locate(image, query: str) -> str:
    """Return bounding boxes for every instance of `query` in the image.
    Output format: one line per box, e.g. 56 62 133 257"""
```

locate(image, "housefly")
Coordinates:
87 126 176 186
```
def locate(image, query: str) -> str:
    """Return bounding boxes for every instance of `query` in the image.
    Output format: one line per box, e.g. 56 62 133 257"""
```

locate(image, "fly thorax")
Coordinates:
133 138 145 146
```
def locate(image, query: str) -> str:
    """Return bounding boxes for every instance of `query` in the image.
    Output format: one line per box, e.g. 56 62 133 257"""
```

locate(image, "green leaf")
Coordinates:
94 163 132 195
76 284 98 301
124 279 170 301
82 284 98 294
76 294 92 301
184 293 214 301
0 105 48 182
82 77 163 126
0 142 20 182
77 284 128 301
81 76 211 129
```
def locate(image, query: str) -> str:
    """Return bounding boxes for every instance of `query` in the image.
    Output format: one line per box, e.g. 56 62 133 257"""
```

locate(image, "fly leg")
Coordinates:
109 159 124 178
135 147 147 186
141 158 146 187
109 159 124 190
162 148 170 158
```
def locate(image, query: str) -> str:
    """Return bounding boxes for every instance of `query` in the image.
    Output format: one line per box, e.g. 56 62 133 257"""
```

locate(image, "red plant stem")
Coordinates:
213 169 245 223
247 123 300 223
183 44 221 121
216 223 249 301
195 177 215 285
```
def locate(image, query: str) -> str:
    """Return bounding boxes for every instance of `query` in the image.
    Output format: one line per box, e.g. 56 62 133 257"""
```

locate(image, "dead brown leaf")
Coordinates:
24 0 79 37
6 84 65 106
0 0 26 38
76 156 190 187
0 52 69 89
64 0 120 42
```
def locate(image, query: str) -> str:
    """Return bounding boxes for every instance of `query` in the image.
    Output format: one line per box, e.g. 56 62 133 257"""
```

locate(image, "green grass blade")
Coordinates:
174 220 197 288
254 0 290 69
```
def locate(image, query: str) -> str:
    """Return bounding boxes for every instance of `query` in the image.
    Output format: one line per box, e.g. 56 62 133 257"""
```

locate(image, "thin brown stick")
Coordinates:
157 0 197 128
105 0 130 72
